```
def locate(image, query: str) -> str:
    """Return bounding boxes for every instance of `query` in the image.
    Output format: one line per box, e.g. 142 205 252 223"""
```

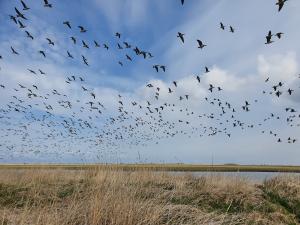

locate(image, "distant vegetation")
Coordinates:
0 168 300 225
1 164 300 173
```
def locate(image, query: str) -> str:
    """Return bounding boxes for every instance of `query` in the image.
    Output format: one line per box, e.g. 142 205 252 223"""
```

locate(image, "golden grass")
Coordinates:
1 164 300 173
0 168 300 225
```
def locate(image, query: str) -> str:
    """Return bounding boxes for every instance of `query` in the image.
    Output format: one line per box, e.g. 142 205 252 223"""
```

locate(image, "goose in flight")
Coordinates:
11 46 19 55
197 40 206 49
78 26 87 33
177 32 185 43
21 0 30 10
276 0 287 12
15 7 27 20
44 0 52 8
63 21 71 29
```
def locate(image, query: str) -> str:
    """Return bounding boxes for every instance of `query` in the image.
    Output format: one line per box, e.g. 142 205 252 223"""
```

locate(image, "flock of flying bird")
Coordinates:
0 0 299 162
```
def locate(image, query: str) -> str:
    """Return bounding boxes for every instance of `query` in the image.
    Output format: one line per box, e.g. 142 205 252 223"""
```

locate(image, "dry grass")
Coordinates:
0 168 300 225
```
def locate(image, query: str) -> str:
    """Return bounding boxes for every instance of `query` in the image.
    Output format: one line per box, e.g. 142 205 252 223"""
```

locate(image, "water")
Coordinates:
170 171 300 182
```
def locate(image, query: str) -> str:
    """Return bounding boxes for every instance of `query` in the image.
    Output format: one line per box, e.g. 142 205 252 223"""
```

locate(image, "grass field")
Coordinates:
0 168 300 225
1 163 300 173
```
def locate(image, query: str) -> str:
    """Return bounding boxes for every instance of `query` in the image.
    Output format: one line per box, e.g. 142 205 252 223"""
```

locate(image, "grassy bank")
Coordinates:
1 164 300 173
0 169 300 225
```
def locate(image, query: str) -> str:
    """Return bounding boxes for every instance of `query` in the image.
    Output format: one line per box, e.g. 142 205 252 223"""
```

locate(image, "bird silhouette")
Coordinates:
21 0 30 10
197 40 206 49
276 0 287 12
177 32 185 43
63 21 71 29
44 0 52 8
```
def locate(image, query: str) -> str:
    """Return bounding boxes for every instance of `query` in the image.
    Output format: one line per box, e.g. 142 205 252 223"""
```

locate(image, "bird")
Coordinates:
70 37 76 44
15 7 27 20
21 1 30 10
265 77 269 82
39 69 45 75
39 50 46 58
11 47 19 55
94 41 100 47
63 21 71 29
181 0 184 5
220 22 225 30
146 84 153 88
18 20 26 28
67 51 73 58
115 32 121 38
205 67 210 73
265 31 273 44
197 40 206 49
287 88 294 95
103 44 109 50
276 0 287 12
118 61 123 66
196 76 201 83
173 81 177 87
153 65 159 72
10 15 17 24
82 40 89 49
43 0 52 8
160 65 166 72
126 55 132 61
123 42 131 48
82 55 89 66
276 32 284 39
25 31 33 40
28 69 36 74
78 26 87 33
117 43 123 49
229 26 234 33
177 32 185 43
46 38 54 45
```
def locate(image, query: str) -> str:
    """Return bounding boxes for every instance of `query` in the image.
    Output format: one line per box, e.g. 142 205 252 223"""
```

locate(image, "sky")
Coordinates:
0 0 300 165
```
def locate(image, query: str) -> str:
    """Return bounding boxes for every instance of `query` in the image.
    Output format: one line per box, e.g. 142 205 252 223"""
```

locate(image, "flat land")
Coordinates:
1 163 300 172
0 168 300 225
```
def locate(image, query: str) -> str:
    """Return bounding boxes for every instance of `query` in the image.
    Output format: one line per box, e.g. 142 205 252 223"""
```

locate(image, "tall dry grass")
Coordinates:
0 168 299 225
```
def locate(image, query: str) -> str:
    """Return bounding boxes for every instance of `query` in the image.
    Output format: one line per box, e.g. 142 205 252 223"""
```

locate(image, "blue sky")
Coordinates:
0 0 300 164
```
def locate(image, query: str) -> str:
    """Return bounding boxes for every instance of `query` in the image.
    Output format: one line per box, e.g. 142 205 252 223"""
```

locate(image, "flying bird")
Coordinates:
276 32 284 39
67 51 73 58
15 7 27 20
276 0 287 12
177 32 185 43
78 26 87 33
220 22 225 30
265 31 273 44
115 32 121 38
18 20 26 28
94 41 100 47
11 47 19 55
197 40 206 49
82 40 89 48
39 50 46 58
63 21 71 29
70 37 76 44
21 1 30 10
46 38 54 45
25 30 33 39
44 0 52 8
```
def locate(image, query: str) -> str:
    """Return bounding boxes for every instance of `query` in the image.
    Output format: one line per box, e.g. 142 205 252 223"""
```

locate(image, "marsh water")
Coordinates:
170 171 300 182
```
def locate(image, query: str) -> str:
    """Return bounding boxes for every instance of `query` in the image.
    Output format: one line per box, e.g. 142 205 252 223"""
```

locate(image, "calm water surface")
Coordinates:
170 171 300 182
